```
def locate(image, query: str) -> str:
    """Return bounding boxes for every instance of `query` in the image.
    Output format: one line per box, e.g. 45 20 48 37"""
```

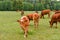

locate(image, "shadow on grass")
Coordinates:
29 24 33 26
18 31 34 35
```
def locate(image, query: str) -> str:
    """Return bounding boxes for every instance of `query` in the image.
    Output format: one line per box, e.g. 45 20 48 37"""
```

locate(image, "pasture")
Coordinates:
0 11 60 40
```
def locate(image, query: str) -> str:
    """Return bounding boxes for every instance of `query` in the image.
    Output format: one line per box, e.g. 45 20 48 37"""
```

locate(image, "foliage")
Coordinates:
22 2 33 11
0 0 60 11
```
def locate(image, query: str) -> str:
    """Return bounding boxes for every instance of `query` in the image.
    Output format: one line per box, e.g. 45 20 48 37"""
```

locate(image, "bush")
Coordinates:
22 2 33 11
34 3 43 11
0 1 13 11
55 3 60 10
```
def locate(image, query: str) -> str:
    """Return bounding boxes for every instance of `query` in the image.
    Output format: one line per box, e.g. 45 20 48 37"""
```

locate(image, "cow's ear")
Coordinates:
17 20 20 22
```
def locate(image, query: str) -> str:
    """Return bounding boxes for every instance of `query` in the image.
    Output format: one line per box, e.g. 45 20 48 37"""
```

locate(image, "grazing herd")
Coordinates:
17 9 60 38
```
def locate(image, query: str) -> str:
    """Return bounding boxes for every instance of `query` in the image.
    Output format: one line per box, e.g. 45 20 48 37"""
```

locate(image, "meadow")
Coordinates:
0 11 60 40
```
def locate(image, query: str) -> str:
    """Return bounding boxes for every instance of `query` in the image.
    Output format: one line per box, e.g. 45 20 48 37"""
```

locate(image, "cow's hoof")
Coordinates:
24 35 27 38
24 35 26 38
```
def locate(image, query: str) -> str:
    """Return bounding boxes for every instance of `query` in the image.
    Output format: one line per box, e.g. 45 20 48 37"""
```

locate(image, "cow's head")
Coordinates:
17 20 23 24
49 21 51 25
40 11 43 18
17 20 20 22
40 14 42 18
49 21 53 28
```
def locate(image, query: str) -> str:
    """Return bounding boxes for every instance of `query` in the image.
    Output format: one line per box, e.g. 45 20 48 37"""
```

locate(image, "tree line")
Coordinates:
0 0 60 11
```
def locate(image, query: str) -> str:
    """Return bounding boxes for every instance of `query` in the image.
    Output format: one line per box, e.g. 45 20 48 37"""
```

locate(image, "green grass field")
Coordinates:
0 11 60 40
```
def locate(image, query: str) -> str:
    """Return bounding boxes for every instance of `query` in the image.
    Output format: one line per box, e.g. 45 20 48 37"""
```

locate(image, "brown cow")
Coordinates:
41 9 50 18
16 9 19 12
33 13 40 29
55 10 60 14
17 16 29 38
27 12 40 29
49 13 60 28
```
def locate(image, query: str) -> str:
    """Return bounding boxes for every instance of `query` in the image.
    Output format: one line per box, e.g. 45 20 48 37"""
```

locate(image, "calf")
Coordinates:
33 13 40 29
17 16 29 38
41 9 50 18
49 13 60 28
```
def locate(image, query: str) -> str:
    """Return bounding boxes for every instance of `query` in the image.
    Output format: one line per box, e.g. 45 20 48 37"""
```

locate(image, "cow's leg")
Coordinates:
21 27 24 31
37 19 39 28
43 15 44 19
34 20 38 30
50 23 53 28
48 13 50 18
21 13 23 16
50 24 52 28
34 21 37 29
24 27 28 38
34 22 36 29
20 25 25 34
55 22 57 28
36 22 38 28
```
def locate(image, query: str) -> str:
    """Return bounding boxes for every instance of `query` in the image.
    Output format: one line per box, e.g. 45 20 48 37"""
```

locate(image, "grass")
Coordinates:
0 11 60 40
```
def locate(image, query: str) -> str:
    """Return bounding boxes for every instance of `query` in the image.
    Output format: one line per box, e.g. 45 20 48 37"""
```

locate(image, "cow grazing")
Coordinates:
40 9 50 18
27 12 40 29
55 10 60 14
20 10 24 16
17 16 29 38
16 9 19 12
49 13 60 28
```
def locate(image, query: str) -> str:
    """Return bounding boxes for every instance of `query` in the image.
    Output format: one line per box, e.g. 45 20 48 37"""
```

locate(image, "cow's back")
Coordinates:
27 14 33 20
51 13 60 22
55 10 60 14
41 9 50 15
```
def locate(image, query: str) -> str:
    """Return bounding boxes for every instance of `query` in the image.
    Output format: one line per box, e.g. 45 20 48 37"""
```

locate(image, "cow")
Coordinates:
55 10 60 14
27 12 40 29
35 11 38 13
49 13 60 28
40 9 50 18
33 13 40 29
17 16 29 38
16 9 19 12
20 10 24 16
